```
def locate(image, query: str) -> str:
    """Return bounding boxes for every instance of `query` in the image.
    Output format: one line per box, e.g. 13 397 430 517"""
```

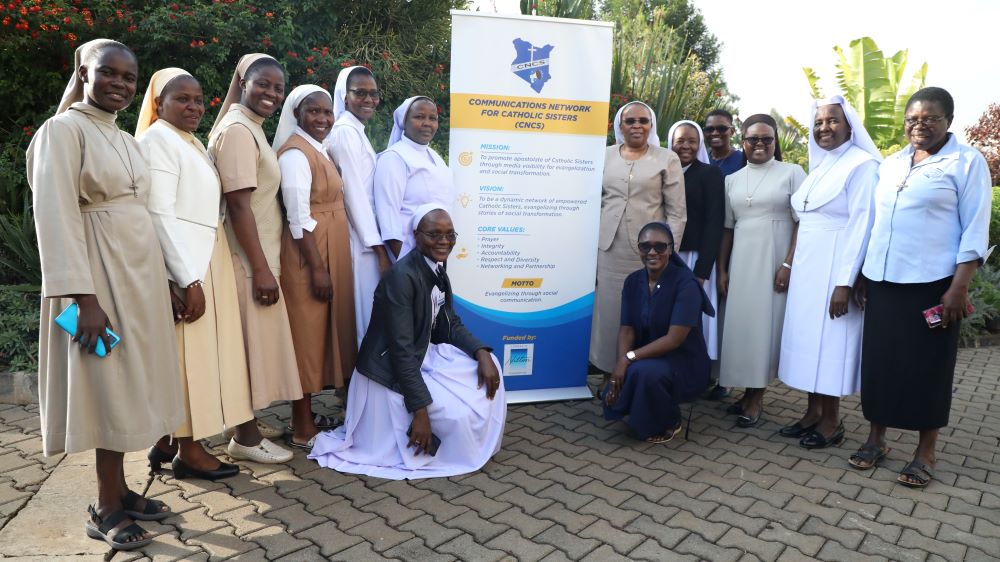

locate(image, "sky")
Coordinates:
470 0 1000 141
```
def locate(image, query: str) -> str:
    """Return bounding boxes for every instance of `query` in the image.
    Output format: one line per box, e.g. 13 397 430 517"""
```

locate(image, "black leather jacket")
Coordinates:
355 250 488 412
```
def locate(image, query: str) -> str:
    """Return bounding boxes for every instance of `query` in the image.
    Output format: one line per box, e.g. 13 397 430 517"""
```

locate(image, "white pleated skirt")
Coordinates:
309 344 507 480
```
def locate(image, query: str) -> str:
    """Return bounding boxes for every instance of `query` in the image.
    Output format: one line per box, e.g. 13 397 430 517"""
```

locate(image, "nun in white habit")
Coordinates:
324 66 391 347
309 204 507 480
666 119 723 360
777 95 881 448
374 95 456 261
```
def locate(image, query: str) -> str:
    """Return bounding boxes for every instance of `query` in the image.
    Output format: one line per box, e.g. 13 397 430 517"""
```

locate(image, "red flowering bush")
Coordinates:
966 103 1000 187
0 0 463 217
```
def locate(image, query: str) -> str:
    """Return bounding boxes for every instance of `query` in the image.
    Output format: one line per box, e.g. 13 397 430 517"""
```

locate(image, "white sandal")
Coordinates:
226 438 293 464
222 419 284 440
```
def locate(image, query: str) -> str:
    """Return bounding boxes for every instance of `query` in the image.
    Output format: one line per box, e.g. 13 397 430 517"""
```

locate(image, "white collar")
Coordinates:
423 255 444 273
334 110 366 133
293 126 326 153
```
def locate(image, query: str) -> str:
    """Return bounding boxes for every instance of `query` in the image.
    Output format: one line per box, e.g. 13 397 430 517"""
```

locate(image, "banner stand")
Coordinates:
448 11 614 403
506 387 595 405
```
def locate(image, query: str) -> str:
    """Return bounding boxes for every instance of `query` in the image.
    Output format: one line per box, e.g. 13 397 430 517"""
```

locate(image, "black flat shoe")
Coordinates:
736 408 762 428
171 456 240 481
799 424 845 449
147 446 175 473
707 384 730 401
779 421 819 438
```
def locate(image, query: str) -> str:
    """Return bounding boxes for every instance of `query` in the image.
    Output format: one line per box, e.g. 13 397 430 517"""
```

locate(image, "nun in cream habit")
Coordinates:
28 40 183 458
374 95 456 261
136 68 254 447
778 97 880 433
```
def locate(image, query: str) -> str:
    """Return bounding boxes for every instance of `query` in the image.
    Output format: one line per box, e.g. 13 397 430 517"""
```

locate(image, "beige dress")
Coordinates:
209 104 303 410
140 120 254 439
719 158 806 388
590 144 687 372
278 134 357 393
27 102 184 455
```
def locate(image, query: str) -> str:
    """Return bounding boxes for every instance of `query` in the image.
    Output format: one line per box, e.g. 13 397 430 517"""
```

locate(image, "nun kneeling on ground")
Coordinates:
309 205 507 479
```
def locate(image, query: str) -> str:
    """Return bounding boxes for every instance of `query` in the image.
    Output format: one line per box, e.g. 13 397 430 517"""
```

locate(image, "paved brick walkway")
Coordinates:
0 346 998 561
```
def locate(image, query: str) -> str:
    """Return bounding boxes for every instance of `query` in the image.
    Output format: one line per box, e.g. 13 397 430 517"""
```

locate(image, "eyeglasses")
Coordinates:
416 230 458 243
703 125 732 134
743 136 775 146
903 115 946 127
623 117 651 126
348 88 381 100
637 241 673 254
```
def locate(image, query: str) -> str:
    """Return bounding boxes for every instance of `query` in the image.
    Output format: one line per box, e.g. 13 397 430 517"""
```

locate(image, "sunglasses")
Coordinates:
703 125 732 134
743 136 775 146
348 88 382 100
623 117 651 126
638 241 673 254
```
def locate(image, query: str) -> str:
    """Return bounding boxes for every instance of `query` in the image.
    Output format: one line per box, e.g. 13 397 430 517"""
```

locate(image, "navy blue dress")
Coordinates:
602 265 711 439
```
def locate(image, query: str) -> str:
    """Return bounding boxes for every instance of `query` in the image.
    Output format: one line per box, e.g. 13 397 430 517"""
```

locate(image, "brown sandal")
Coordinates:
848 443 889 470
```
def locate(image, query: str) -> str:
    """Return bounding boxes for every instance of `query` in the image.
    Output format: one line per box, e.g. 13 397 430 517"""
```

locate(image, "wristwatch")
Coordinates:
625 350 637 363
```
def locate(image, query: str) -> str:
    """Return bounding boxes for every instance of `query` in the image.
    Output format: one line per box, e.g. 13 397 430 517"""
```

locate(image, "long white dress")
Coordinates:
779 144 878 396
309 282 507 480
325 111 382 347
373 135 456 261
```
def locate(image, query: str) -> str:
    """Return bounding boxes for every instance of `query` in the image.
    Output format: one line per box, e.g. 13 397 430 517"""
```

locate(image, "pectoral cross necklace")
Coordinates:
800 150 847 212
744 165 772 207
83 115 138 196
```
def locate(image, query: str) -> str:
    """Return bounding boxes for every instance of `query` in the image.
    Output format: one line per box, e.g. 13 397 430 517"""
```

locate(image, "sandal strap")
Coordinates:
851 443 882 462
122 490 164 515
111 521 148 543
94 509 130 535
903 460 933 480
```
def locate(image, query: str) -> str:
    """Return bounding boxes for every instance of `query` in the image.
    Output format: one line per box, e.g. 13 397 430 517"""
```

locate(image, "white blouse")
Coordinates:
863 135 993 283
323 111 381 249
374 135 456 259
278 128 329 239
139 120 221 287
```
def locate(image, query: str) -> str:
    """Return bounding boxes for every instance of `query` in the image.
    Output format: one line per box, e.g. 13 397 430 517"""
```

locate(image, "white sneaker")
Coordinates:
222 419 284 440
226 438 294 464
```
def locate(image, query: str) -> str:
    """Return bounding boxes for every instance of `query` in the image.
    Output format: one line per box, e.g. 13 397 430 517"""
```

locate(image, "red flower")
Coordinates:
249 6 256 13
391 62 399 72
306 68 314 75
339 61 350 68
126 25 136 33
198 40 204 47
305 56 313 62
321 47 328 56
169 2 178 10
287 51 297 58
381 51 390 61
189 39 197 48
212 37 218 43
62 16 69 23
437 104 443 114
264 11 272 17
2 16 10 25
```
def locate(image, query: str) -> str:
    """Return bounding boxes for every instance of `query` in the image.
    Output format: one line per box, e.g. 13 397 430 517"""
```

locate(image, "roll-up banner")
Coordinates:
448 11 613 403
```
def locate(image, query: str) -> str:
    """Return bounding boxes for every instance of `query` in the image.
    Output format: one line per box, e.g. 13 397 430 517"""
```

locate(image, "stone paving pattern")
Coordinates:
0 346 998 561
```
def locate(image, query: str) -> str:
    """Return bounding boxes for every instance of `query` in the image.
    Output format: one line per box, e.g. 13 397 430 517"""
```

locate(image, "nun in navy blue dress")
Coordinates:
601 222 713 442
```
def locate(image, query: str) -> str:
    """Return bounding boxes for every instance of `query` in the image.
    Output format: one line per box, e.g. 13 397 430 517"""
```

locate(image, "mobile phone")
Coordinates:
923 303 975 328
406 427 442 456
54 303 122 357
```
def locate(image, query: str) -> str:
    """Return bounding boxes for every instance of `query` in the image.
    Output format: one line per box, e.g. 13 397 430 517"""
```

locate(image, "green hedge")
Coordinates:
0 286 39 371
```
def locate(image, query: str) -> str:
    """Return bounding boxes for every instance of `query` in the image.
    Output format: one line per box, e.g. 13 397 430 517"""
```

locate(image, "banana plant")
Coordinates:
802 37 926 150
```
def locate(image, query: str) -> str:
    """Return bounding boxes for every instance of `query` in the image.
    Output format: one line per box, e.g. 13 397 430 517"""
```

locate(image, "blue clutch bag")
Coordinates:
54 303 121 358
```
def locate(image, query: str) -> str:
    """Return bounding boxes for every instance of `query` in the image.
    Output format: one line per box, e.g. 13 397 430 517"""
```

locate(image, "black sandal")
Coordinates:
898 459 934 488
85 505 153 550
847 443 889 470
122 490 171 521
285 413 343 434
